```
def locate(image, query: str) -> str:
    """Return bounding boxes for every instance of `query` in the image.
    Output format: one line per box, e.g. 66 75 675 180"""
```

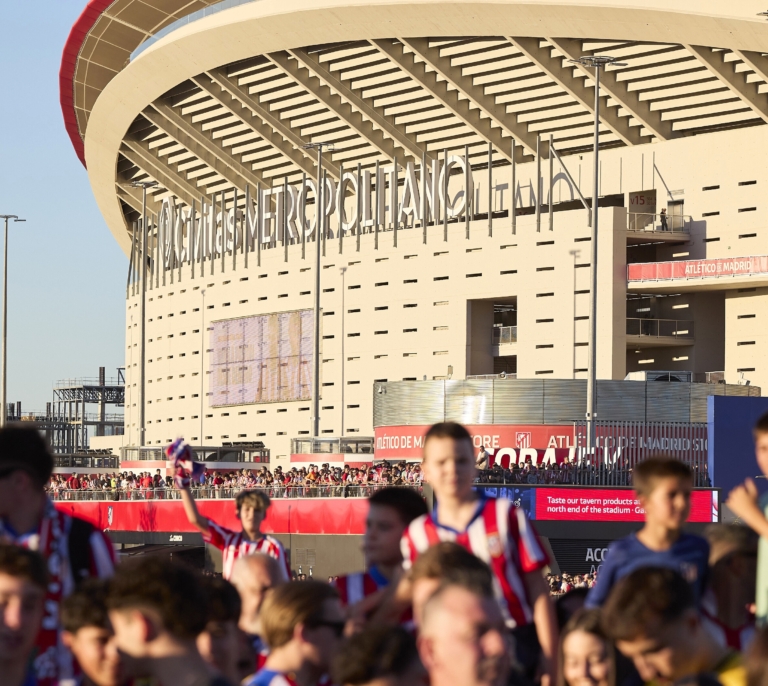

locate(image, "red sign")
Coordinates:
374 425 578 460
628 256 768 282
534 488 717 522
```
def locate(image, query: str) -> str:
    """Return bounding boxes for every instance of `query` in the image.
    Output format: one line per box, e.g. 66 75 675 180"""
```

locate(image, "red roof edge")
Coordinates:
59 1 115 168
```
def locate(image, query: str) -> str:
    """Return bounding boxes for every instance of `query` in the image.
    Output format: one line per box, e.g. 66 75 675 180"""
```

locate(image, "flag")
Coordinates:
166 438 206 488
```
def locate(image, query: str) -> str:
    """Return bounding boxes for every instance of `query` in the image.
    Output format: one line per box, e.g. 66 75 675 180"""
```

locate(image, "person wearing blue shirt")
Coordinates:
586 457 709 608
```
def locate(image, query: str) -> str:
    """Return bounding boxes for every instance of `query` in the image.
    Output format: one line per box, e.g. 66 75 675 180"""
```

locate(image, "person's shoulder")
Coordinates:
677 532 710 554
247 670 297 686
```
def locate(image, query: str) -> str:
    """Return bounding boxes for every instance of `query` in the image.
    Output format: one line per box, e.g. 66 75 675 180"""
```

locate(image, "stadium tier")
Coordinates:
62 1 768 465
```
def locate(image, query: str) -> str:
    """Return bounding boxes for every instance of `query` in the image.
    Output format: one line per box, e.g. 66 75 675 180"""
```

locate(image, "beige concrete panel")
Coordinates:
85 0 768 255
724 288 768 390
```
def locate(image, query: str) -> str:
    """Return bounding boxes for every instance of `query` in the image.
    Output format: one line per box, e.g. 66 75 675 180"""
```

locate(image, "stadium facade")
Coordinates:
62 0 768 465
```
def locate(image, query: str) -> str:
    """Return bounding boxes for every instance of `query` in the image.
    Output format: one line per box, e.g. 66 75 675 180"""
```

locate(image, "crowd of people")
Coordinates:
1 416 768 686
46 462 426 500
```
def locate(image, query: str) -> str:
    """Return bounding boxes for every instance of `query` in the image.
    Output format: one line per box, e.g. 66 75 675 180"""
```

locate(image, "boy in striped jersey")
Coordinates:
180 486 290 581
400 422 558 685
335 486 428 607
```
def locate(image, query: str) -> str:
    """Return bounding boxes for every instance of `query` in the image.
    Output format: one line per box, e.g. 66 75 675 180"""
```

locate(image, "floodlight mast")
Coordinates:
130 180 158 447
0 215 25 428
567 55 626 455
302 142 335 438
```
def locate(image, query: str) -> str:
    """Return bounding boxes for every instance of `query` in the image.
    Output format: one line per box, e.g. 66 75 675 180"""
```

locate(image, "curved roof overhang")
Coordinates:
72 0 768 254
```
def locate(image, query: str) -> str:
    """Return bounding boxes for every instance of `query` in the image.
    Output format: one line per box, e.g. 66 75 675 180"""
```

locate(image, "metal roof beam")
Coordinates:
120 138 202 209
548 37 675 141
370 38 531 161
507 37 645 146
144 100 269 194
272 48 430 163
198 71 341 179
686 45 768 124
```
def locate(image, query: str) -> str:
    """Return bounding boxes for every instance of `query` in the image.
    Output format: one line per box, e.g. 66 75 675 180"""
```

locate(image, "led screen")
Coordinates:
209 310 313 407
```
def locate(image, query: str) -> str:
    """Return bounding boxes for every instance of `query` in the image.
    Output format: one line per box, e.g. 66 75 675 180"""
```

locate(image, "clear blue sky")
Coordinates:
0 2 126 411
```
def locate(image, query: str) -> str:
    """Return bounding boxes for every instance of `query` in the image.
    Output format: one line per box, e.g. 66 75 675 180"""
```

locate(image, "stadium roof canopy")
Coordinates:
60 0 768 251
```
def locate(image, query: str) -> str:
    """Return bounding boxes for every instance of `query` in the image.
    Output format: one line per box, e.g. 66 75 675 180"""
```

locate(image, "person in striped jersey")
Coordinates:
334 487 428 608
180 486 290 581
400 422 558 685
246 580 344 686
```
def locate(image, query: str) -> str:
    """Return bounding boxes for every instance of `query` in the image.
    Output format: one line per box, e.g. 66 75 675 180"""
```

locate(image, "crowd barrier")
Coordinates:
48 483 425 501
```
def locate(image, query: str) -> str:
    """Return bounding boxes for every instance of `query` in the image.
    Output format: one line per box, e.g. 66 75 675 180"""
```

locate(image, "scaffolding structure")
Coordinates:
9 367 125 454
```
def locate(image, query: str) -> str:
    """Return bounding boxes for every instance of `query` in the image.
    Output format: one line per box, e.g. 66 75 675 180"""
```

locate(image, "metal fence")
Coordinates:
54 455 119 469
626 318 694 338
373 378 759 427
47 484 425 501
627 212 692 233
121 445 270 463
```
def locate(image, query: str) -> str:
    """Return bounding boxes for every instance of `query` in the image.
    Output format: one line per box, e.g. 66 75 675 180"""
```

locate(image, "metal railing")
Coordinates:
55 377 125 388
290 437 374 455
493 326 518 344
476 468 711 487
121 445 270 463
54 455 119 469
626 318 694 338
47 484 425 501
627 212 692 233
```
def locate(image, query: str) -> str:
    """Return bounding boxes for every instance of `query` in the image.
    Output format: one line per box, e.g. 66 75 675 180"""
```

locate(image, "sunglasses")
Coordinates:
306 618 346 637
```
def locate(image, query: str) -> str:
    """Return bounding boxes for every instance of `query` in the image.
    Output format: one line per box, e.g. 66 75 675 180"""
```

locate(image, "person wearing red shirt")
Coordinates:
399 422 558 685
66 472 82 491
0 425 116 686
179 484 289 580
334 487 427 609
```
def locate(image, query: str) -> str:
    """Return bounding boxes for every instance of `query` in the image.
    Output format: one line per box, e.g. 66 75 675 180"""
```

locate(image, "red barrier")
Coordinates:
55 499 370 535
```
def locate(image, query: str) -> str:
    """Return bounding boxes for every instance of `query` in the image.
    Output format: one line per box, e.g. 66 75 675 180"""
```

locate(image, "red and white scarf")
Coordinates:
0 499 73 686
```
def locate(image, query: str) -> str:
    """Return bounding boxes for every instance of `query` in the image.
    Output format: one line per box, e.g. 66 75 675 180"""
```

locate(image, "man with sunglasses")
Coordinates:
0 424 115 686
247 580 344 686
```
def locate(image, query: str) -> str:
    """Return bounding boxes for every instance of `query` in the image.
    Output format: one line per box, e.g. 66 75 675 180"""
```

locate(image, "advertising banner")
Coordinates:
374 424 707 465
628 256 768 282
478 486 718 523
375 424 578 460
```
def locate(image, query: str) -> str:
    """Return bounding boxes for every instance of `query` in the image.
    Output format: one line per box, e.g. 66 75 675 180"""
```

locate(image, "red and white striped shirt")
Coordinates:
334 569 385 606
203 520 290 581
401 497 548 627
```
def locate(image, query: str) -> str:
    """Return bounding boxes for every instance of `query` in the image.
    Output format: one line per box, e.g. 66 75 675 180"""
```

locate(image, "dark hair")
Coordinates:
554 587 589 629
0 544 47 590
601 567 694 641
106 557 208 639
632 457 693 497
423 422 473 451
62 578 110 633
0 424 54 487
260 580 339 649
746 626 768 686
368 487 428 525
754 412 768 438
558 609 615 686
410 541 494 598
201 575 241 624
332 625 420 685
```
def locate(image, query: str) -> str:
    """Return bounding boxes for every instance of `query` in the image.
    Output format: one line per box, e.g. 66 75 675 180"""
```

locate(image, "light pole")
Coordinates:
301 142 334 438
0 215 25 428
200 288 206 446
568 55 626 454
130 180 157 448
339 266 347 437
